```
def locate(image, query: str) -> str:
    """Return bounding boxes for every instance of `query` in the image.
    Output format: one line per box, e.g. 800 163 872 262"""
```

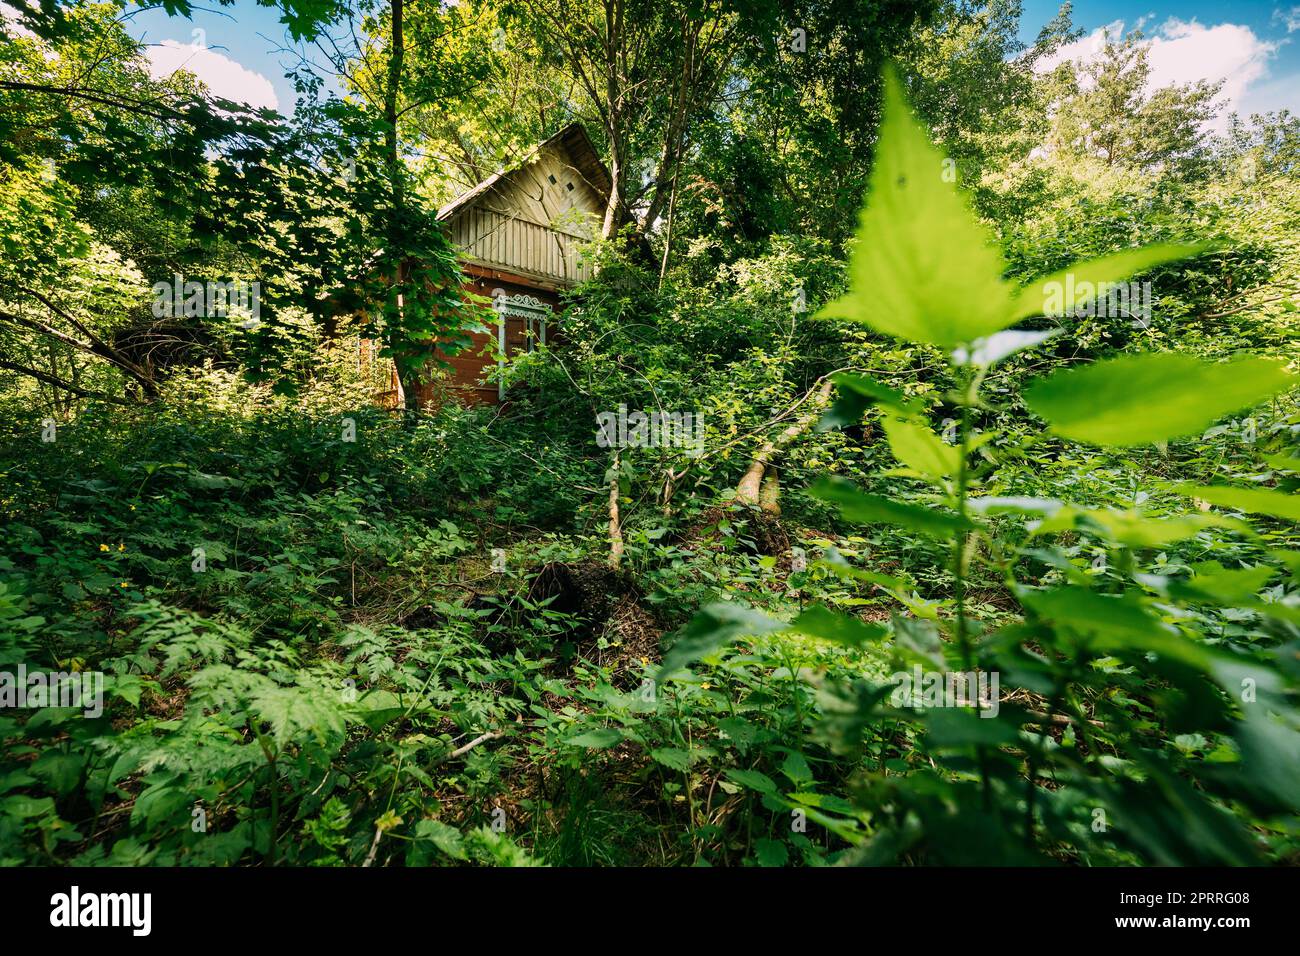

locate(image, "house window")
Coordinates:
547 174 557 185
565 182 574 191
491 290 553 400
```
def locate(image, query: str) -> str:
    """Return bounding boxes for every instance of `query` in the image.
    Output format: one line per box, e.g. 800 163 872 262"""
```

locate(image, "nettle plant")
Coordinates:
663 69 1300 865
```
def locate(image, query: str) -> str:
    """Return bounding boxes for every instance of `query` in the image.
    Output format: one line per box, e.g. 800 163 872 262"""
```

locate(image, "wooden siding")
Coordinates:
446 207 593 286
442 142 605 287
371 273 564 409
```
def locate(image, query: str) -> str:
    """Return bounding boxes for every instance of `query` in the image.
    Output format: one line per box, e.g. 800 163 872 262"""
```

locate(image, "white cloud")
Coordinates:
1 3 40 41
1275 7 1300 33
143 40 278 112
1035 19 1279 132
1035 19 1126 73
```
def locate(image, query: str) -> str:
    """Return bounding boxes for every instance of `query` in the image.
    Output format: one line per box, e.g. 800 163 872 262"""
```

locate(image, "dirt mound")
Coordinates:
528 560 633 624
529 561 659 669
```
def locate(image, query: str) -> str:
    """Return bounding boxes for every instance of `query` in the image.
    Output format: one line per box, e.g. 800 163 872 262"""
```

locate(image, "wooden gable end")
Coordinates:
438 126 609 288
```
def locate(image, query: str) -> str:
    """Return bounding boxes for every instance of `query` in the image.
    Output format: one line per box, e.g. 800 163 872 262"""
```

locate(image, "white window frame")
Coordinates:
491 290 553 401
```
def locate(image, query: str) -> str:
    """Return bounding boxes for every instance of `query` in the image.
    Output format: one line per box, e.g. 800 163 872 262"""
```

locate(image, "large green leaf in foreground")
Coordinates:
818 66 1204 347
1006 244 1208 323
817 67 1014 346
1024 353 1294 446
811 477 970 536
657 602 784 678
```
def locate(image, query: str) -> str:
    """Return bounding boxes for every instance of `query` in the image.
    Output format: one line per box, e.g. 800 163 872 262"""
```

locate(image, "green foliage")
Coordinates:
2 1 1299 870
664 65 1300 865
1024 354 1294 446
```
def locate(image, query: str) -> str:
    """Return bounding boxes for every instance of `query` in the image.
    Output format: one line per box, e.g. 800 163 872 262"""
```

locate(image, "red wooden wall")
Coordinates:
370 263 564 409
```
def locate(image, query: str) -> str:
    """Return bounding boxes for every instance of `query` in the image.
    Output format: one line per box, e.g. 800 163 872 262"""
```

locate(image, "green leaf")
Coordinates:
187 471 244 490
1263 454 1300 473
754 838 789 867
565 728 624 749
1178 564 1276 604
1024 354 1294 446
968 496 1064 516
29 752 84 797
413 820 467 861
717 716 760 748
1034 505 1250 547
1178 484 1300 522
1233 708 1300 811
816 66 1205 349
780 751 814 786
811 477 969 536
724 768 778 794
657 602 785 678
818 372 915 431
951 329 1059 367
1009 244 1208 322
0 795 55 819
650 747 693 772
816 66 1016 346
1019 588 1234 680
882 416 960 480
1019 587 1168 642
922 709 1022 747
790 604 886 648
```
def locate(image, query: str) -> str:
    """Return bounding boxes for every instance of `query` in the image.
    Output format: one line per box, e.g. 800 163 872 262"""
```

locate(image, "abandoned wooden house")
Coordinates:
376 123 616 407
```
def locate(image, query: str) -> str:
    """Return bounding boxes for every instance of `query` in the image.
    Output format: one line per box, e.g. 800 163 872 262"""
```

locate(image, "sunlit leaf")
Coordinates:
1024 354 1294 446
818 372 915 431
816 67 1015 346
951 329 1059 366
1008 244 1208 322
1177 484 1300 522
791 604 886 648
657 602 785 678
566 728 624 749
882 416 960 481
812 477 969 536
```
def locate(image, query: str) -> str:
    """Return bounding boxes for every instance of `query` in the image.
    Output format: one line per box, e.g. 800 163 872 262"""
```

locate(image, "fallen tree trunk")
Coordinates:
608 450 625 569
660 368 853 513
732 377 834 508
759 467 781 514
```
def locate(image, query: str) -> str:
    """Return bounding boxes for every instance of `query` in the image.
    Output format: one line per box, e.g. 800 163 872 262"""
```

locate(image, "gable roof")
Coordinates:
436 123 615 223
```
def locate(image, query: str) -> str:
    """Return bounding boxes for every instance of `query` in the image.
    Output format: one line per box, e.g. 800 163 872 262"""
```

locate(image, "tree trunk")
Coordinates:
600 0 627 239
608 450 625 569
0 296 159 399
733 378 834 507
759 467 781 514
384 0 421 418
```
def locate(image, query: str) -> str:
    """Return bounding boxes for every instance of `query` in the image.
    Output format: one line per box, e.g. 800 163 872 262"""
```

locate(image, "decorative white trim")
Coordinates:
494 293 551 318
491 291 554 401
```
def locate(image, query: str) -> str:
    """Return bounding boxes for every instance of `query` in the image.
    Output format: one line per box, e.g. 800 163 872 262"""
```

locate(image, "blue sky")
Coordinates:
124 1 1300 120
1021 1 1300 119
125 1 343 111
